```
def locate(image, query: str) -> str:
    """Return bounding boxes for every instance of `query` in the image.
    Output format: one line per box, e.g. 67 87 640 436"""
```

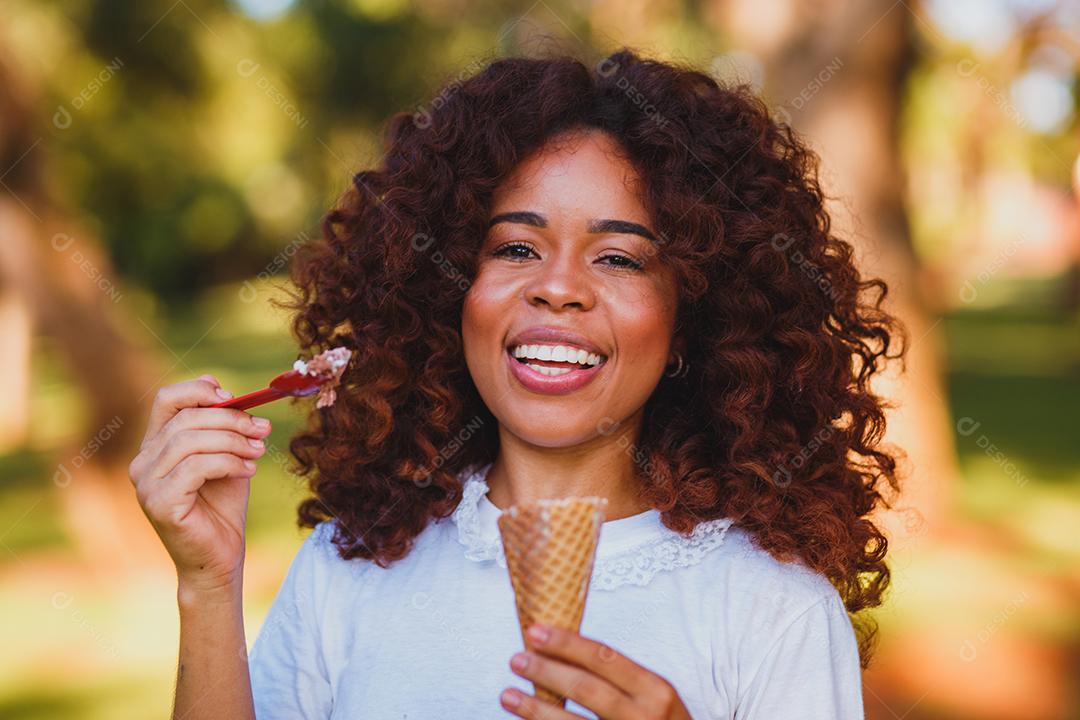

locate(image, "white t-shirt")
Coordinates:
248 461 865 719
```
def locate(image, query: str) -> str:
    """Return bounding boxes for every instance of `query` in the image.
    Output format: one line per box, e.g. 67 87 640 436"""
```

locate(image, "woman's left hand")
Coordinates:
500 623 693 719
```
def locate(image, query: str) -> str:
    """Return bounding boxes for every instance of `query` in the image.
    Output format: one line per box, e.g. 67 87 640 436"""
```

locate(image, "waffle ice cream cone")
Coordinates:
498 495 608 709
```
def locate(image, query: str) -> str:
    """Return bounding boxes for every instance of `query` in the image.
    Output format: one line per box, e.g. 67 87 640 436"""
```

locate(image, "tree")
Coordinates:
713 0 958 545
0 47 170 575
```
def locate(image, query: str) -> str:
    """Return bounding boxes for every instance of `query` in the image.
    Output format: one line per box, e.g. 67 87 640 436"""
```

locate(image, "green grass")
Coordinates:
0 673 173 720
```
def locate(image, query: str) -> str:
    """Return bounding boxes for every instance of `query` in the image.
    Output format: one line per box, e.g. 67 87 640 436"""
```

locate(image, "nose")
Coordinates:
524 250 596 311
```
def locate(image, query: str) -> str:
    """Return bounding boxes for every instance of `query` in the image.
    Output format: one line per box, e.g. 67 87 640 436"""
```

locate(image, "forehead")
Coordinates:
490 129 651 222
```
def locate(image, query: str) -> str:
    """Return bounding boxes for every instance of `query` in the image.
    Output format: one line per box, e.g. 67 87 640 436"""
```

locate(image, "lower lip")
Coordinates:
505 349 606 396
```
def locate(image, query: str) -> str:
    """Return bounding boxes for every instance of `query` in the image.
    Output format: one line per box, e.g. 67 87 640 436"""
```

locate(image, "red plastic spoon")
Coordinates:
209 370 324 411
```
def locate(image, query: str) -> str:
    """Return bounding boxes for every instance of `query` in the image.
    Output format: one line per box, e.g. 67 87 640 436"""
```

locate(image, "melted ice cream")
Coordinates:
293 346 352 408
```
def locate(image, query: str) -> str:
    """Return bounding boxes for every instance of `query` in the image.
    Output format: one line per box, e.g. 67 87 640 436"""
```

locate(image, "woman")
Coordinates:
130 47 904 719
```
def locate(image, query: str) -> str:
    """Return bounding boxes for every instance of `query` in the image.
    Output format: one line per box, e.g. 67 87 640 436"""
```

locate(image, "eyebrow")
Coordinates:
487 211 658 243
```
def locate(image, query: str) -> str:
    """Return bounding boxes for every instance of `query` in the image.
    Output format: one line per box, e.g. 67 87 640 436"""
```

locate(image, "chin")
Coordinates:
499 414 602 448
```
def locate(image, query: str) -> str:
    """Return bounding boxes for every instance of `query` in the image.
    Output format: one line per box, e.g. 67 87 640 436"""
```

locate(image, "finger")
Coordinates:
151 428 267 480
142 453 256 526
499 687 586 720
526 624 662 699
146 406 271 460
145 378 234 444
509 652 633 719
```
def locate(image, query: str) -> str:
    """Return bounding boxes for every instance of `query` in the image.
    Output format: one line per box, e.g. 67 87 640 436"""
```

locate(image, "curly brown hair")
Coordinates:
279 46 906 669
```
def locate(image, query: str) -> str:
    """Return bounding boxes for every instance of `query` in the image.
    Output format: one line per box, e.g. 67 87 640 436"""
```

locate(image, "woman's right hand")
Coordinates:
128 374 272 592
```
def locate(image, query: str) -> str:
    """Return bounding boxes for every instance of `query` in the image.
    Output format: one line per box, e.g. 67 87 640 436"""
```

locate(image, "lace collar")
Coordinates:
448 462 735 591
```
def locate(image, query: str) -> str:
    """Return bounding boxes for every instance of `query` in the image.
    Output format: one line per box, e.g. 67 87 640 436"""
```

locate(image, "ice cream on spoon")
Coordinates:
210 346 353 411
292 346 352 408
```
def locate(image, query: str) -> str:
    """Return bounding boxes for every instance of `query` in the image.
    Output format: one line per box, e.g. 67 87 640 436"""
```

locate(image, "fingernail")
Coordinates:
252 417 270 429
243 460 256 471
215 387 233 400
511 653 529 671
501 689 521 708
527 625 550 644
248 438 265 449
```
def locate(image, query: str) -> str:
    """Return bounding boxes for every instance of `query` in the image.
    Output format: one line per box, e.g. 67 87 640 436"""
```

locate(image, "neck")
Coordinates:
484 412 653 521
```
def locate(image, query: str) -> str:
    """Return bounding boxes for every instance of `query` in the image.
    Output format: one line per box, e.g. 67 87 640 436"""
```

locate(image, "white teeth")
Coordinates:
510 344 604 366
525 363 574 376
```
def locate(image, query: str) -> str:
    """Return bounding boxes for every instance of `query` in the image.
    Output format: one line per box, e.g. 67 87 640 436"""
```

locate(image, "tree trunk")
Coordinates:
0 197 171 577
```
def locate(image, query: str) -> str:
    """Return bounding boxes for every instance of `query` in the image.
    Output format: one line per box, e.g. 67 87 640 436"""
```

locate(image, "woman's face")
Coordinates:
462 128 679 447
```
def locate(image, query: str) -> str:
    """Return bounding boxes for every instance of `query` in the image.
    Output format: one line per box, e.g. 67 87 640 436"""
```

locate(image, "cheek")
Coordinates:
619 313 673 363
462 270 515 353
608 285 677 366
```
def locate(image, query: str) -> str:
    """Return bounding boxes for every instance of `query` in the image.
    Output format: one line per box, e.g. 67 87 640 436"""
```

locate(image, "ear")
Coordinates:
668 334 687 364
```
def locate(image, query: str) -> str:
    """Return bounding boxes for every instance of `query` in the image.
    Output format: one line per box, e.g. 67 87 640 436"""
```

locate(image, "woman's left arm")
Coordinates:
500 623 692 719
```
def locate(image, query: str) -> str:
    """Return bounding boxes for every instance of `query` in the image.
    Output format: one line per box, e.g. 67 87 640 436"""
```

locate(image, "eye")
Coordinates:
491 241 538 261
490 242 645 272
598 253 644 271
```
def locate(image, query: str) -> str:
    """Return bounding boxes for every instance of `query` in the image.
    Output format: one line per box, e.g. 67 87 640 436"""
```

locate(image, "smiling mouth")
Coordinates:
506 345 608 377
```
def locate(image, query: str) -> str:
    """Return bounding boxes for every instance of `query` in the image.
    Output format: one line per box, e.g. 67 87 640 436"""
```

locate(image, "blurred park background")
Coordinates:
1 0 1078 717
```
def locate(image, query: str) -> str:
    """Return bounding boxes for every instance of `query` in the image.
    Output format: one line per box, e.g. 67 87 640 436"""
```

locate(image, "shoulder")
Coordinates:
716 523 837 601
699 524 860 708
716 528 864 716
298 519 339 560
698 522 843 634
289 519 375 584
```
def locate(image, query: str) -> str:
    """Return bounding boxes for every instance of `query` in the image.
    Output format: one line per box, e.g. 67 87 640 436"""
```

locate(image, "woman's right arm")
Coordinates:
128 374 273 720
175 575 252 719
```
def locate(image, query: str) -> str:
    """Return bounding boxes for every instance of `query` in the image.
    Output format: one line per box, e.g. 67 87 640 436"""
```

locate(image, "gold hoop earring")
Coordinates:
664 351 688 378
